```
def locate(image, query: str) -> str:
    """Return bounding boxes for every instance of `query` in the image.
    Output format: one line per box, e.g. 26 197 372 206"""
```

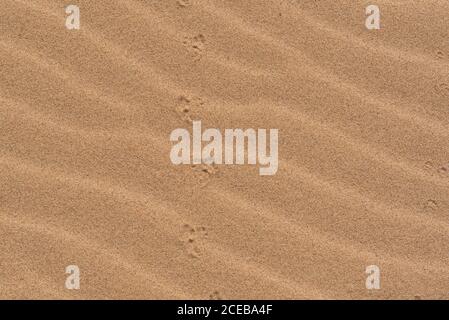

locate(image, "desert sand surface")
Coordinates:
0 0 449 299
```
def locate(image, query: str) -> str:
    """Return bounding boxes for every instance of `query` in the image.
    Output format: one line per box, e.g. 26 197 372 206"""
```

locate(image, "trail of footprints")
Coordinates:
181 223 225 300
434 50 449 97
434 82 449 97
432 49 448 97
175 94 219 187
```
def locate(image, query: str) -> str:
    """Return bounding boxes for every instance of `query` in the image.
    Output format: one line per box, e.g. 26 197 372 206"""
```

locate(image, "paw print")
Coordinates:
182 224 208 258
175 95 205 123
191 161 219 188
424 199 438 211
209 290 223 300
183 34 206 61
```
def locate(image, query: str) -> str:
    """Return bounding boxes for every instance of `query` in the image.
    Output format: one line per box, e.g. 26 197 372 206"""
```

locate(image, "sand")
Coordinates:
0 0 448 299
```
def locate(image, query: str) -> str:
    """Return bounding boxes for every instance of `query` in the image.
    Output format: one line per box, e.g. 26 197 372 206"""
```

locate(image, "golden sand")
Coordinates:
0 0 448 299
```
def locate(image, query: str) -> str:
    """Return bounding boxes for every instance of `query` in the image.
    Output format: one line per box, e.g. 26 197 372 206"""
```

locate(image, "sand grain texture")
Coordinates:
0 0 449 299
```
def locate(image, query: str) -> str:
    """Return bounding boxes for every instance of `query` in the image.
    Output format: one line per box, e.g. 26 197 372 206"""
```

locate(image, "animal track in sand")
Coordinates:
176 95 193 123
183 34 206 61
209 290 223 300
436 50 445 59
182 224 208 258
191 162 219 188
423 161 448 177
192 162 218 175
437 164 448 176
424 199 439 211
175 95 205 123
176 0 191 8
